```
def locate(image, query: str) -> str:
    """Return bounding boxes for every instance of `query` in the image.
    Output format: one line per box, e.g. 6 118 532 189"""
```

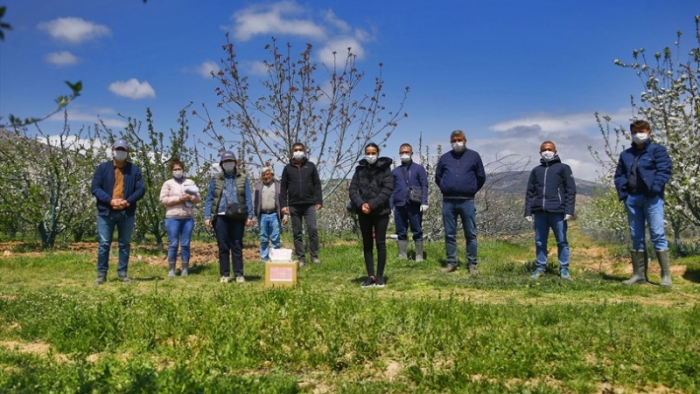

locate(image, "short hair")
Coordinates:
399 143 413 152
540 140 556 151
630 120 651 132
450 130 465 140
365 142 380 154
261 166 273 174
292 142 305 151
170 158 185 171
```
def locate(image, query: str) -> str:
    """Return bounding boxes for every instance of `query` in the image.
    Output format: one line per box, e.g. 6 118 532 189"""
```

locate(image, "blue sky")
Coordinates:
1 0 698 181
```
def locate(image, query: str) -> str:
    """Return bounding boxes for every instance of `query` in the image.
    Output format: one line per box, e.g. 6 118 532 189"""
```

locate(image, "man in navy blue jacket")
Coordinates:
435 130 486 275
614 120 673 287
91 139 146 284
391 143 429 262
524 141 577 280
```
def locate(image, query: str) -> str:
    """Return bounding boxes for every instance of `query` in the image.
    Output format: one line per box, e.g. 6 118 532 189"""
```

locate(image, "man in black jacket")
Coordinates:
524 141 577 280
280 142 323 265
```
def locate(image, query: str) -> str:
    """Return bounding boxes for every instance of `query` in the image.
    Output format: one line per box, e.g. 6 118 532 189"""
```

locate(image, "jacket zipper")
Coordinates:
542 164 549 211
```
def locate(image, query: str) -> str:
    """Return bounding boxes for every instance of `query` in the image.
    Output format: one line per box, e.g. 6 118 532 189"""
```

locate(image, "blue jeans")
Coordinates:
96 211 136 277
625 194 668 251
259 213 281 260
394 204 423 241
533 212 569 269
165 218 194 263
214 215 245 277
442 199 477 267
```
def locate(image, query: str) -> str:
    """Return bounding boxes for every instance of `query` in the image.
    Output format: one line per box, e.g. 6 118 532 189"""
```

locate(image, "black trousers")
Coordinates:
289 204 319 260
358 213 390 278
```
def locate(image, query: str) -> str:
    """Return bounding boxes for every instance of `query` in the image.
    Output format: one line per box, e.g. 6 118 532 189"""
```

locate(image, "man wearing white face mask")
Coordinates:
280 142 323 266
435 130 486 276
614 120 673 287
524 141 577 280
91 138 146 285
390 143 429 261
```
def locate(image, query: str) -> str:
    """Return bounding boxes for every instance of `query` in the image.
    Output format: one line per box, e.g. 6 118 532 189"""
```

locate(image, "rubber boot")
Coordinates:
656 250 672 288
181 262 189 277
397 240 408 260
622 250 647 285
415 240 424 262
168 262 176 278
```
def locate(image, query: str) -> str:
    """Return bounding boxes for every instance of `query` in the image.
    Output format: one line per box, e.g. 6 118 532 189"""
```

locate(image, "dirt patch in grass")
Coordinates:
0 340 68 362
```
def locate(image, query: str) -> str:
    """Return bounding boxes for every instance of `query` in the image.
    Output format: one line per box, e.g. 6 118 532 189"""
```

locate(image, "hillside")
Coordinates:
487 171 600 196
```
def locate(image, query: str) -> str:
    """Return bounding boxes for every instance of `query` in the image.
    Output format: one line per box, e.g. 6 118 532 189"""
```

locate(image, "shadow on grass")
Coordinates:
682 265 700 283
600 273 629 282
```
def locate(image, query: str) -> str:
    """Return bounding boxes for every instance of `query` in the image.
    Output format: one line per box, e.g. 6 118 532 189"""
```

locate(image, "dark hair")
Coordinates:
365 142 380 154
292 142 305 151
170 158 185 171
399 143 413 152
540 140 556 151
630 120 651 132
450 130 466 140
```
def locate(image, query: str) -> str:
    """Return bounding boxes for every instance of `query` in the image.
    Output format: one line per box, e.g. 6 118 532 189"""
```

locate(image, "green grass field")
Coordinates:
1 233 699 393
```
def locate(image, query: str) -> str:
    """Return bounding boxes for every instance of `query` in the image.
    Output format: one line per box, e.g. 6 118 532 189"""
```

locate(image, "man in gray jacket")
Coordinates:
254 167 287 261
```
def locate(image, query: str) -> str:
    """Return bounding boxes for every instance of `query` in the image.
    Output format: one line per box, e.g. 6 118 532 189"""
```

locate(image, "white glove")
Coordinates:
564 214 573 221
525 216 533 222
420 205 429 212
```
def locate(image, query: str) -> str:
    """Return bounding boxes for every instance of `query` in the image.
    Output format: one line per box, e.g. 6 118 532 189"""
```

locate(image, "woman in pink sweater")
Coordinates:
159 159 201 277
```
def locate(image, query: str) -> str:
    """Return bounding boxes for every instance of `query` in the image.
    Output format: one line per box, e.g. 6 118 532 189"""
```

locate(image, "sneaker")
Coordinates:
118 276 132 283
530 268 545 279
560 269 572 281
312 258 322 264
442 264 457 273
296 259 305 268
235 276 246 283
93 276 106 285
219 276 230 283
468 265 479 277
375 278 385 288
361 276 377 288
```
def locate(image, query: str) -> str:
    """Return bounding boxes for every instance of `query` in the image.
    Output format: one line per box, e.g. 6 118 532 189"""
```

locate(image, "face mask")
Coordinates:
114 150 128 162
365 155 378 164
173 170 184 179
540 151 555 161
293 151 305 161
451 141 466 153
632 132 649 145
222 162 236 172
400 154 411 163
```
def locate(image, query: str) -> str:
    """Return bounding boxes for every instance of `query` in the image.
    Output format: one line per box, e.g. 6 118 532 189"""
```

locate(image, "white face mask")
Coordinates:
400 154 411 163
293 151 305 161
540 151 555 161
365 155 378 164
632 132 649 145
451 141 466 153
173 170 184 179
222 162 236 172
114 150 128 162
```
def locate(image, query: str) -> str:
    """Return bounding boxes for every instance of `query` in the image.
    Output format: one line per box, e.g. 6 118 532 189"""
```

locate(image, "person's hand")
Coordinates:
525 216 533 222
110 199 122 209
205 219 212 227
420 205 429 212
282 216 289 225
564 214 573 221
246 219 255 227
179 194 188 202
281 207 289 215
315 204 322 211
361 203 371 214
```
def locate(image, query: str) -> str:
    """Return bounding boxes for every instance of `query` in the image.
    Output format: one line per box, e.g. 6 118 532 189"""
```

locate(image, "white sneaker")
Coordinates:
235 276 245 283
219 276 230 283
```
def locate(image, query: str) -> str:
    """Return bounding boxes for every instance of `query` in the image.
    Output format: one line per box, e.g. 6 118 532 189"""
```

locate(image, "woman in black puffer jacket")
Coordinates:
349 143 394 288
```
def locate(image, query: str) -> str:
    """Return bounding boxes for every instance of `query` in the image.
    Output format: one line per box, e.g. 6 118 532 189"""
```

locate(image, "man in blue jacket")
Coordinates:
435 130 486 275
614 120 673 287
91 139 146 284
524 141 577 280
391 143 429 262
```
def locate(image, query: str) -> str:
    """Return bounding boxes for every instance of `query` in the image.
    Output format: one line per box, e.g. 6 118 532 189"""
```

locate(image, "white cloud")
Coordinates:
247 60 269 75
108 78 156 99
230 1 325 41
319 37 366 65
45 51 79 66
48 107 127 128
38 17 111 44
195 61 220 78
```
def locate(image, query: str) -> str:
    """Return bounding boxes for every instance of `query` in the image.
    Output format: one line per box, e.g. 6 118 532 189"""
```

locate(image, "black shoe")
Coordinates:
375 278 385 288
361 276 376 288
118 276 132 283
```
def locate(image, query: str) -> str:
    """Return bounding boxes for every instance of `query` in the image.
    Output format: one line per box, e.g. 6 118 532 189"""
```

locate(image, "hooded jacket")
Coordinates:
279 158 323 207
524 155 576 216
349 157 394 216
613 140 672 201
